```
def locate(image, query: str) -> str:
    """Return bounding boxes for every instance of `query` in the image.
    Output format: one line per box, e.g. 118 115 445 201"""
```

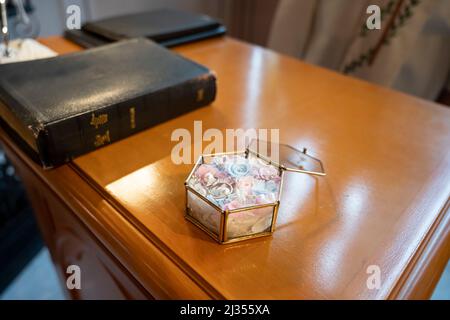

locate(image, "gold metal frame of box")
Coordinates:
184 147 324 244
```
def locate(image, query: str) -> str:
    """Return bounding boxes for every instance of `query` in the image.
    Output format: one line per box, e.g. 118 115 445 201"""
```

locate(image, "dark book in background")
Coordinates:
0 38 216 168
65 8 226 48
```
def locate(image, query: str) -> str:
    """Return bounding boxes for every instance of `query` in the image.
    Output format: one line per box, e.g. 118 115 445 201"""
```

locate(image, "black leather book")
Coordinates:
65 8 226 49
0 38 216 168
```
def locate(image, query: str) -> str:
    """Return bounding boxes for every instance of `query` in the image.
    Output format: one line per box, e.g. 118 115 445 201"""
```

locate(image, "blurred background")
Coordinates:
0 0 449 299
4 0 450 102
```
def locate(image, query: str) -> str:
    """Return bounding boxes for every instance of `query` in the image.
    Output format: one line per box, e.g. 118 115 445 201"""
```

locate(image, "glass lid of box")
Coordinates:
246 139 325 176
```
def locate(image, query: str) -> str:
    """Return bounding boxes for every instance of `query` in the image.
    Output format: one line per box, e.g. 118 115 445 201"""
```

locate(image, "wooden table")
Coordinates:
1 36 449 299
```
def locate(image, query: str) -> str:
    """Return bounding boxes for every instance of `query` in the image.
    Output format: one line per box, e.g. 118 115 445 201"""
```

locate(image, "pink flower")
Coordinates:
258 165 279 180
195 164 221 186
223 200 242 211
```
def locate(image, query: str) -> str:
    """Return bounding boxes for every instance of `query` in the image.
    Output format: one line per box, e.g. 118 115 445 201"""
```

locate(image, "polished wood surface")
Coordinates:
2 36 450 299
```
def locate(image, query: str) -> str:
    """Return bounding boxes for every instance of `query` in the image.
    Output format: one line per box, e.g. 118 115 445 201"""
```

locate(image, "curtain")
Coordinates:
217 0 279 46
268 0 450 101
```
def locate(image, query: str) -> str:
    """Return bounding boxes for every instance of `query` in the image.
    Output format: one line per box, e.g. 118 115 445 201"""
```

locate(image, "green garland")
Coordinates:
344 0 420 74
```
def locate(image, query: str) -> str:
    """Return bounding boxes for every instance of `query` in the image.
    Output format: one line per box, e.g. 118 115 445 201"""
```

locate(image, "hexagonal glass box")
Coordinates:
185 140 325 244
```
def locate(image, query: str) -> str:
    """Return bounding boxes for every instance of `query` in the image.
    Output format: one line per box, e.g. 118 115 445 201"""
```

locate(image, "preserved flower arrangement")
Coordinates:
185 141 325 244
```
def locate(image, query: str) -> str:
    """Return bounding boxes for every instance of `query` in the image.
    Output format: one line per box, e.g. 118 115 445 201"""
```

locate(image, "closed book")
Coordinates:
65 8 226 49
0 38 216 168
77 8 226 47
